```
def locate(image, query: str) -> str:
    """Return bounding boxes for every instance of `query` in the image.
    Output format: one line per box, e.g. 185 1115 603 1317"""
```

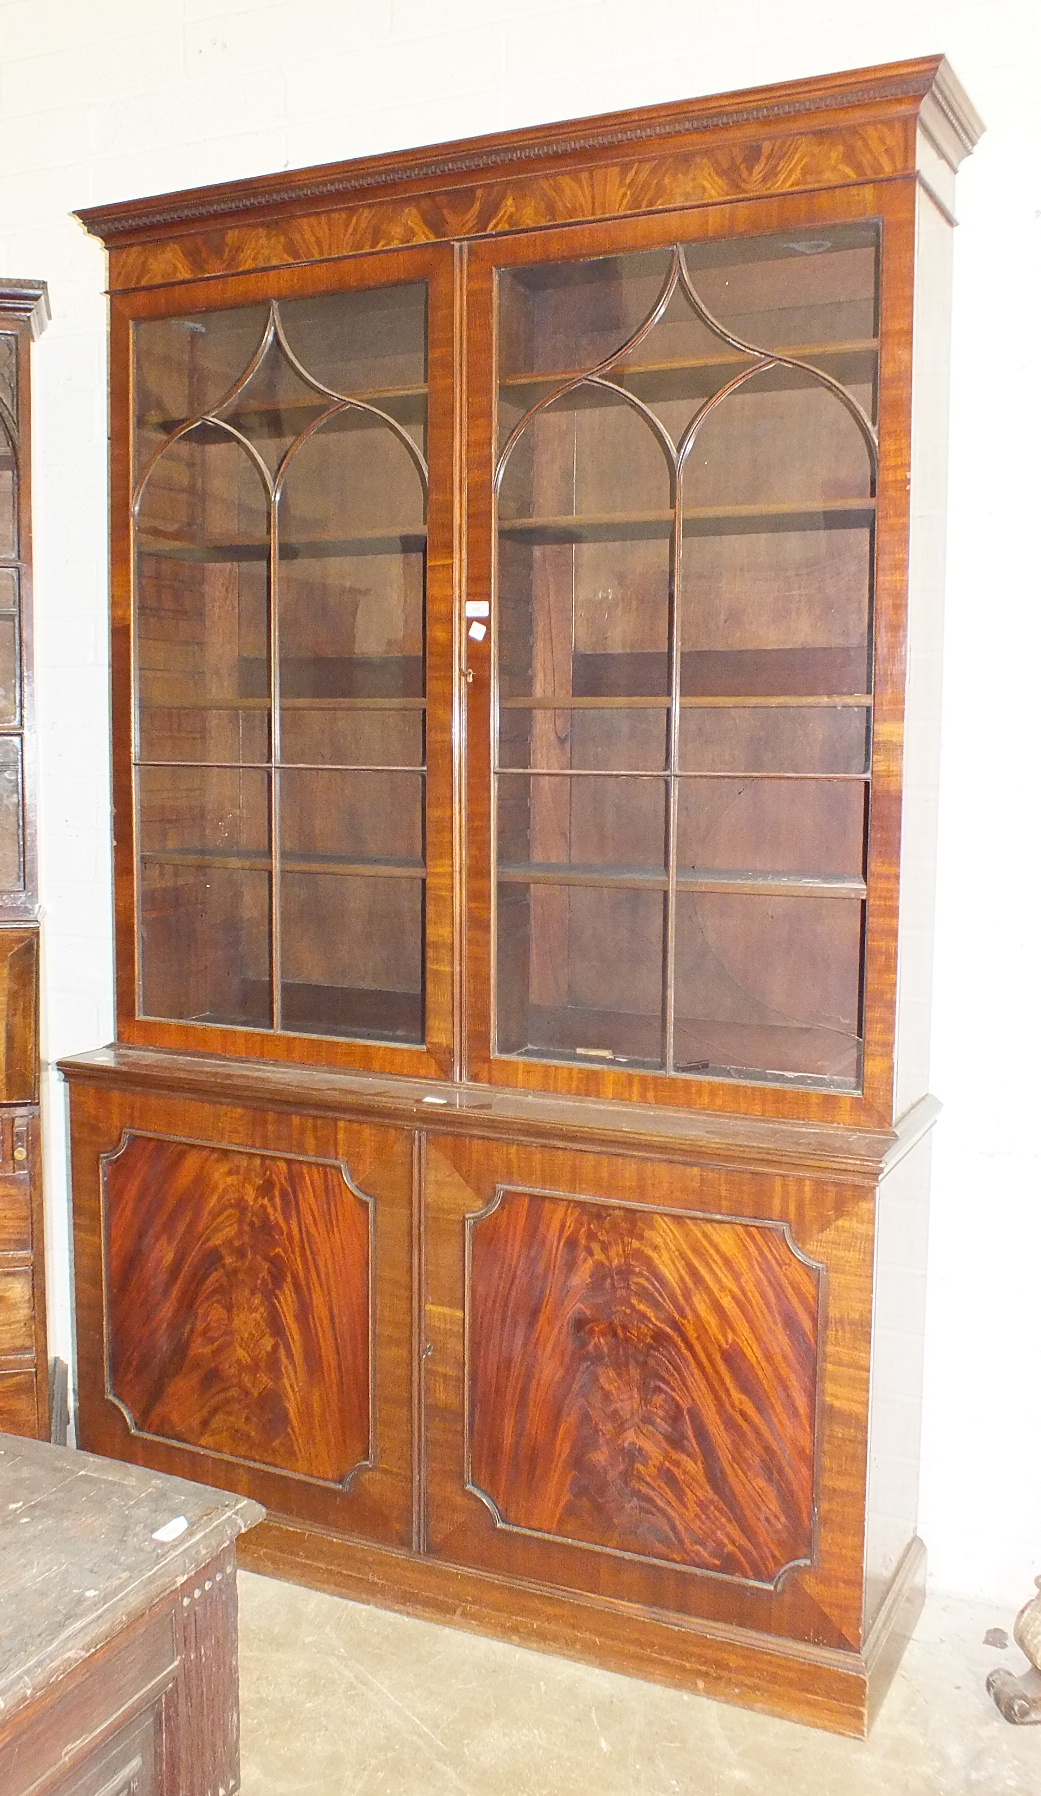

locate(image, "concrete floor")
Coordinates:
237 1573 1041 1794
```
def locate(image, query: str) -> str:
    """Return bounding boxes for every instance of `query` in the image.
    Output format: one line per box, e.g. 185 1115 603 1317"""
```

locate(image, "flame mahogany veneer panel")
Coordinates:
468 1189 819 1583
103 1134 371 1484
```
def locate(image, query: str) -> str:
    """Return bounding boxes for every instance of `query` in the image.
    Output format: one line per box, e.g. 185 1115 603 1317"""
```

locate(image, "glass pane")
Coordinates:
680 527 872 698
674 893 863 1084
138 765 270 859
136 430 270 763
498 774 666 875
138 702 268 766
278 420 425 704
680 705 869 775
682 366 874 507
0 414 16 561
280 873 423 1044
0 569 20 728
134 306 270 477
499 706 666 773
281 705 423 768
497 882 664 1068
139 864 271 1027
683 223 879 369
279 768 423 868
498 250 674 388
677 778 866 880
498 396 671 704
0 737 24 889
0 335 16 420
279 284 427 403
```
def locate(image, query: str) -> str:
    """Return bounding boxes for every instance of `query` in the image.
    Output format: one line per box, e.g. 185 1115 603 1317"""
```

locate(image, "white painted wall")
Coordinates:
0 0 1037 1606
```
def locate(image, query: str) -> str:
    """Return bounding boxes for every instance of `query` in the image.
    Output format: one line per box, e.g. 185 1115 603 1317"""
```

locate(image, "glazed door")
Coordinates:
423 1134 873 1650
462 187 908 1122
116 243 457 1079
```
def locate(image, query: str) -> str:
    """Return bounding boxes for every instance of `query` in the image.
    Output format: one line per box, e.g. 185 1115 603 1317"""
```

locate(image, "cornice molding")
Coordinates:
926 59 986 158
0 281 50 338
75 56 975 246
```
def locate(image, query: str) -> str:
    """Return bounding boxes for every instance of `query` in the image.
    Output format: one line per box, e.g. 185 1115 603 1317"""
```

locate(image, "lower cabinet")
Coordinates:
64 1052 932 1737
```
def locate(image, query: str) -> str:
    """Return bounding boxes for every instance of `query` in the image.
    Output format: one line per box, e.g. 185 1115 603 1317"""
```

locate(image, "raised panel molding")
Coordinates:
466 1186 823 1586
101 1133 373 1486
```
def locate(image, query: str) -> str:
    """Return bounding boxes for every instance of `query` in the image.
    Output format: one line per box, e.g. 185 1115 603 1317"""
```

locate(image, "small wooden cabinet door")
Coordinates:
423 1135 875 1651
71 1080 417 1548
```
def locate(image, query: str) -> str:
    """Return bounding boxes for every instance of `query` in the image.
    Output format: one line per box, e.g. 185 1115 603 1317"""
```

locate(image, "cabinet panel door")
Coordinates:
424 1136 873 1650
72 1081 416 1548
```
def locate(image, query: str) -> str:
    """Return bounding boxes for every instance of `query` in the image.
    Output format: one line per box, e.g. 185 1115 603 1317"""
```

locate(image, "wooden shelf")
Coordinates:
498 500 874 543
496 766 867 781
137 760 423 774
498 861 865 897
141 849 425 878
500 694 873 709
499 339 878 398
141 696 427 711
138 530 426 561
142 384 428 436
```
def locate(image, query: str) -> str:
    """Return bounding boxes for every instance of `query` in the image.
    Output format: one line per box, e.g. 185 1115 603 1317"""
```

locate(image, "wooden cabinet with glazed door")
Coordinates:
0 280 49 1441
62 56 981 1735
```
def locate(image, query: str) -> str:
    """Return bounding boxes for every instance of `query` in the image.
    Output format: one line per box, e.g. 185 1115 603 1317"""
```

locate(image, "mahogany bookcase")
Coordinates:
62 57 981 1734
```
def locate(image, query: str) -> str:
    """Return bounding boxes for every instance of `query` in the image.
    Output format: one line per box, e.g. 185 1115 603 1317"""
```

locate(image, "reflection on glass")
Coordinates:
133 284 430 1043
0 335 16 421
0 414 16 561
0 737 23 889
495 225 878 1086
0 569 20 728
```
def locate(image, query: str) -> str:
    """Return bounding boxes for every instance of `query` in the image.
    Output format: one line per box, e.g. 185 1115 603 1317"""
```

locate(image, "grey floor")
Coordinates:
237 1573 1041 1794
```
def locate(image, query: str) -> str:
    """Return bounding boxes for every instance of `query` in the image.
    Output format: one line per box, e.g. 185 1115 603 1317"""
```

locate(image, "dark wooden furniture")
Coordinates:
62 58 982 1737
0 1432 262 1796
0 281 49 1441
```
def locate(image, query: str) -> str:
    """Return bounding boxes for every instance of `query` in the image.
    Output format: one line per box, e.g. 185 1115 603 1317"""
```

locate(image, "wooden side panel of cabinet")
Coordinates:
0 930 38 1103
70 1078 417 1547
863 1129 931 1633
424 1135 876 1652
0 1108 47 1438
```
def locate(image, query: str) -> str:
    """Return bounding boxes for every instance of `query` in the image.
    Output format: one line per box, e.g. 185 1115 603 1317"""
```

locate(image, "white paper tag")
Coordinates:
468 621 487 641
464 600 490 618
152 1515 189 1543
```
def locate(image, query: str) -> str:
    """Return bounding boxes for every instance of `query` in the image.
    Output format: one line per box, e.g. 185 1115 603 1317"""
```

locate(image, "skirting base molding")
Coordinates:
240 1522 927 1738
